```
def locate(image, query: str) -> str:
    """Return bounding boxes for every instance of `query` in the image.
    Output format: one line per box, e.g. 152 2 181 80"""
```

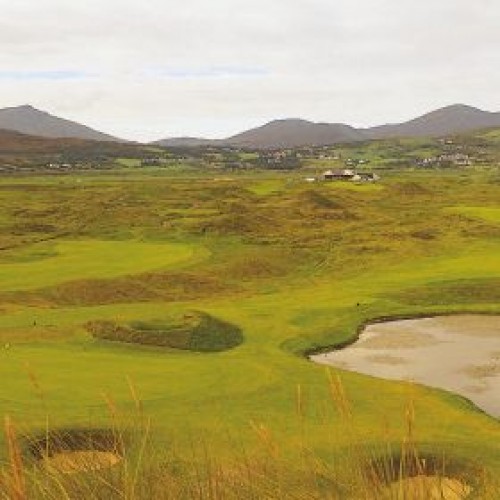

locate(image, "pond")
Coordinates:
311 315 500 418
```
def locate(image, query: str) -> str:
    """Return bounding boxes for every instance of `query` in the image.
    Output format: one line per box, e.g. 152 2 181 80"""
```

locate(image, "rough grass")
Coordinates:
395 278 500 305
3 271 238 306
446 206 500 223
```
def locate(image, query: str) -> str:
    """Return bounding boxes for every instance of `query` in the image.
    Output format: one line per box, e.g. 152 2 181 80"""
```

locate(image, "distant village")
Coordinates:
0 133 488 174
414 138 474 168
415 153 472 168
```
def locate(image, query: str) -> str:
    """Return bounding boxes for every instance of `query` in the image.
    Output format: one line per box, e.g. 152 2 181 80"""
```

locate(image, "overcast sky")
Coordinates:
0 0 498 141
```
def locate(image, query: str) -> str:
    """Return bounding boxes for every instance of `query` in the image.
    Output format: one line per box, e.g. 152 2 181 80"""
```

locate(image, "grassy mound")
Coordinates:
2 271 238 307
86 311 243 352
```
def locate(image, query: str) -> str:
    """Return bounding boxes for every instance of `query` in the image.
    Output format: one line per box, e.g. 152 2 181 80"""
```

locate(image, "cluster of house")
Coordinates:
416 153 472 168
306 169 380 183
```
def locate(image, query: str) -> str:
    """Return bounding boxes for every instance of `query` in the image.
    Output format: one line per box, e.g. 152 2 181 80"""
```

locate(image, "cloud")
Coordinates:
0 0 498 141
0 70 93 81
147 66 271 79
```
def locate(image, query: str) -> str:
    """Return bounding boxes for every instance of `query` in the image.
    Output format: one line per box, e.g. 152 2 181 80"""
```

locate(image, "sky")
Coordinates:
0 0 499 142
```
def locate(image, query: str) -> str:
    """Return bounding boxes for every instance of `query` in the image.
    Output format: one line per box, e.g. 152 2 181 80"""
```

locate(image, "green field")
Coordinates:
0 169 498 497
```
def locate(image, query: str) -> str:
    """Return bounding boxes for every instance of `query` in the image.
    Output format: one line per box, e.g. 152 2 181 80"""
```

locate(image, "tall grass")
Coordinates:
1 372 496 499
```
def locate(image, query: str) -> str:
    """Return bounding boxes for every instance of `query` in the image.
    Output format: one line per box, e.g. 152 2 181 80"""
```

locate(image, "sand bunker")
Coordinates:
365 354 407 365
463 361 500 379
358 330 441 349
41 450 121 474
28 428 123 474
432 315 500 338
311 315 500 417
385 475 471 500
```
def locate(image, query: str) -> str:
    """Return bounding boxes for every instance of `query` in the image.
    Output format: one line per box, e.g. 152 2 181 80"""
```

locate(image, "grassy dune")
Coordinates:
0 169 498 497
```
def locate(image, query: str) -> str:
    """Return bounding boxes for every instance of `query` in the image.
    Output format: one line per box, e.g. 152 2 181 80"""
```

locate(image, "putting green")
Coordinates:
0 239 207 292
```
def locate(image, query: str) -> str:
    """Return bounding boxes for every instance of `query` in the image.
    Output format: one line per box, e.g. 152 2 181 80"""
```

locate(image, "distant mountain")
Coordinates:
364 104 500 139
225 119 365 148
153 119 365 149
0 105 123 142
153 104 500 149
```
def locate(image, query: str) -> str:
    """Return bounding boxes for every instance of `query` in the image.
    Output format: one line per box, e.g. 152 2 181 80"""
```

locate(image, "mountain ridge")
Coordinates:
154 104 500 148
1 103 499 148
